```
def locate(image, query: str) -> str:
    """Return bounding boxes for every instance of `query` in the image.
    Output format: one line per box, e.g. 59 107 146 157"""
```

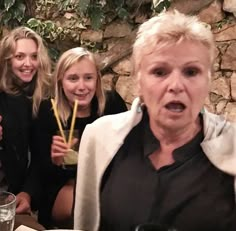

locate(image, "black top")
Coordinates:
100 110 236 231
0 92 40 207
31 90 127 228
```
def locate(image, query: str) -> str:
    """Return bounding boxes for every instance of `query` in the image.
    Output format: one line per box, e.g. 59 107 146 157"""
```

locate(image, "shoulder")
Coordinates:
81 111 131 148
85 98 143 136
38 99 52 112
31 99 58 132
0 92 28 104
0 93 31 113
91 111 129 127
104 90 127 115
105 90 124 103
203 110 236 136
35 99 54 122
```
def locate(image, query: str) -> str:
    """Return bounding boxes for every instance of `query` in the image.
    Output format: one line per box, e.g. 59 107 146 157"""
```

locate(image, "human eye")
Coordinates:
85 75 94 81
183 67 200 77
15 54 24 60
67 74 78 81
152 67 168 77
31 54 38 60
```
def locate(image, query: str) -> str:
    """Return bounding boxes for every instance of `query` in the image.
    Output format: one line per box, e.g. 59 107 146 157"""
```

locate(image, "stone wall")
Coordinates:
98 0 236 121
17 0 236 121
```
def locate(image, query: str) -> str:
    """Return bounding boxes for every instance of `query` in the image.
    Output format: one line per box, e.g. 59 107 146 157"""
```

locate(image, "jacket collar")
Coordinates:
201 109 236 175
101 97 236 176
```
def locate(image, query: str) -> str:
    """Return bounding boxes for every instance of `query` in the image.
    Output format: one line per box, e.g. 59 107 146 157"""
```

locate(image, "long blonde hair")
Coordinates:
0 26 52 117
53 47 106 126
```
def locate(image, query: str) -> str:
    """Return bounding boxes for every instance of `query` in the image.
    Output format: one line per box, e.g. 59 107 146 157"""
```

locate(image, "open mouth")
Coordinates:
20 70 34 75
165 101 186 113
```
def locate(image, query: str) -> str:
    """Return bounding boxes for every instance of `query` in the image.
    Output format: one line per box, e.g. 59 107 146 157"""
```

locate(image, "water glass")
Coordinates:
0 191 16 231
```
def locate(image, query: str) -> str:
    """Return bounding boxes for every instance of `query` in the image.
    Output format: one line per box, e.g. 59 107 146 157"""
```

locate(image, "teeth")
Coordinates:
21 70 31 73
169 108 183 112
165 103 185 112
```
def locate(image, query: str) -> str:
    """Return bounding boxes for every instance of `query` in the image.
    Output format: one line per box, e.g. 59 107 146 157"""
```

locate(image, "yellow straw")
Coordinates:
50 98 67 144
68 99 78 147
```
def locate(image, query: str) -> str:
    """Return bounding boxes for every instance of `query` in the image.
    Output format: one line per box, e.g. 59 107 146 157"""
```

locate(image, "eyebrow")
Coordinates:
66 74 79 77
184 60 203 65
84 73 96 76
14 51 38 55
182 61 206 68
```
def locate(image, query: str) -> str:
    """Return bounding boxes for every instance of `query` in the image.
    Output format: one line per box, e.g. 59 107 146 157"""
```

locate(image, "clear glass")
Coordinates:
0 191 16 231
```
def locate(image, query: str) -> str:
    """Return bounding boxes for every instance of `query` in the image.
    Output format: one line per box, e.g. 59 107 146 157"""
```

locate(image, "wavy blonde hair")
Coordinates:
0 26 52 117
132 10 215 79
53 47 106 126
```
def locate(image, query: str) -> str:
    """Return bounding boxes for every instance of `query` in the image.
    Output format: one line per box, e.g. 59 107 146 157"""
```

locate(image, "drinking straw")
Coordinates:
50 98 67 144
68 99 78 147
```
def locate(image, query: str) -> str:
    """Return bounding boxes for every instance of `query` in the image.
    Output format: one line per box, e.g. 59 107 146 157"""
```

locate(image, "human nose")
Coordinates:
23 56 32 66
167 71 185 94
77 79 86 90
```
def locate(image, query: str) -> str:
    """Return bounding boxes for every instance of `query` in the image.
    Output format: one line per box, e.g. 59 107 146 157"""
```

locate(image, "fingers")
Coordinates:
16 193 31 214
51 156 64 166
71 138 79 149
52 136 68 150
51 135 69 166
16 200 29 214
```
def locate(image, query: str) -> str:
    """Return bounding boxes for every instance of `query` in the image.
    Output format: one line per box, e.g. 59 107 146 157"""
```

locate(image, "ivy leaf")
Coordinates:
56 26 63 34
48 47 60 62
77 0 90 14
49 31 57 41
114 0 125 8
2 11 12 25
58 0 72 11
153 0 171 13
44 20 56 31
12 2 25 22
117 7 128 19
27 18 40 28
88 4 104 30
4 0 15 11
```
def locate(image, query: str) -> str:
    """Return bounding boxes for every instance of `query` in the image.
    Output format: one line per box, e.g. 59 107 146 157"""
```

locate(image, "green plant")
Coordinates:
26 18 66 42
48 47 60 63
153 0 172 13
215 18 232 30
0 0 26 27
26 18 66 61
56 0 129 30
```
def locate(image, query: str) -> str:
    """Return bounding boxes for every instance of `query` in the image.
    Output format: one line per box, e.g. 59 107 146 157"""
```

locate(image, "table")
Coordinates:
14 214 45 231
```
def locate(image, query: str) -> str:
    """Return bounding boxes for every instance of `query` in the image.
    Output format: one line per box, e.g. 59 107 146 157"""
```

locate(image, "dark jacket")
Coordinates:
0 92 40 207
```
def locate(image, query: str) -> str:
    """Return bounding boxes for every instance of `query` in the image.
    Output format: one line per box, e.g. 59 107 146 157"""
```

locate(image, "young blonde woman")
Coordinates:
31 47 127 228
0 26 51 228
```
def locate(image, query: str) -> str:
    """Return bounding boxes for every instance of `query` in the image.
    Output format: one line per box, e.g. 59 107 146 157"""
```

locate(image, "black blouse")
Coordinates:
100 110 236 231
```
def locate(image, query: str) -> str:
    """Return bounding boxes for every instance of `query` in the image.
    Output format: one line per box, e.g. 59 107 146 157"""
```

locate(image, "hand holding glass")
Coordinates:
56 129 80 166
0 191 16 231
51 99 79 167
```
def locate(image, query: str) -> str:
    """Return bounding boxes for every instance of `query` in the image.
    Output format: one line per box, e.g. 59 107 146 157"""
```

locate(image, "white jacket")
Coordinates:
74 97 236 231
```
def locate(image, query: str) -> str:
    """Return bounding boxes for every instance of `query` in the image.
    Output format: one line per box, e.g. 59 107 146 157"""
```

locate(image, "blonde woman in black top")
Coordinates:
0 27 51 216
31 47 127 228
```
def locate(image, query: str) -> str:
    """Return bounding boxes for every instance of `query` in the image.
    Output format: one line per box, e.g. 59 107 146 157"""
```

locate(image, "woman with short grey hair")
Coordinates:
74 10 236 231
